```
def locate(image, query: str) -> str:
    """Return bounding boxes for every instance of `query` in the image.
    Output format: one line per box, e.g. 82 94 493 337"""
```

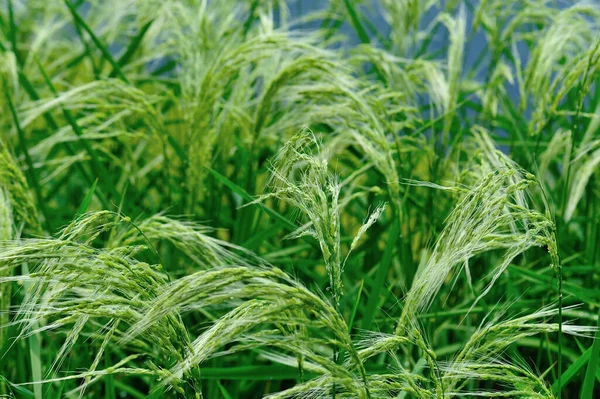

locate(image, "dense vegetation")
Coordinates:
1 0 599 397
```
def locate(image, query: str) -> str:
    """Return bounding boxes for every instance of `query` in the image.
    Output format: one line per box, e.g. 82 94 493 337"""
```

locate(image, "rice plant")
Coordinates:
1 0 599 398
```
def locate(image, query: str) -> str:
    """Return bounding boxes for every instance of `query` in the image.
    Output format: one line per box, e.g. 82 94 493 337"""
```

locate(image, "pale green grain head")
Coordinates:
250 129 344 306
0 188 11 241
397 128 555 333
0 142 41 235
565 142 600 221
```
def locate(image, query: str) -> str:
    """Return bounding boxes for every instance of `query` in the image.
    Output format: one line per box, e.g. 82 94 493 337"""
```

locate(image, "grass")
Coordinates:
0 0 599 397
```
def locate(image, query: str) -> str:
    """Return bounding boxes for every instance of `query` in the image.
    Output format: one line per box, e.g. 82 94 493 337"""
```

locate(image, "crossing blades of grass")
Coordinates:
109 20 154 78
63 0 129 82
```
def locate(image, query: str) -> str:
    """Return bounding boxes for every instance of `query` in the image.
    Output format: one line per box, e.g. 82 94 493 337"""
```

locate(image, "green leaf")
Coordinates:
109 19 154 78
217 381 233 399
206 166 297 232
76 178 98 217
63 0 129 82
22 263 42 399
581 309 600 398
361 216 399 331
508 266 600 307
551 346 591 394
342 0 370 45
348 279 364 333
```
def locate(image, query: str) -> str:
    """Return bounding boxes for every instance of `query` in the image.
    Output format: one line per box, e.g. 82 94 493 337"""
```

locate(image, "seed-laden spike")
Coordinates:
397 129 557 333
252 129 345 306
0 142 42 235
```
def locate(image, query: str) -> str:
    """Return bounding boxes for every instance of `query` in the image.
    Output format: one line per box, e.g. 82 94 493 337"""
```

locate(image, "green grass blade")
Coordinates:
348 279 364 333
206 166 298 232
581 309 600 398
22 263 42 399
109 19 154 78
341 0 387 83
63 0 129 82
508 266 600 307
342 0 370 45
0 376 34 398
75 178 98 217
217 381 233 399
361 216 399 331
551 346 591 394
